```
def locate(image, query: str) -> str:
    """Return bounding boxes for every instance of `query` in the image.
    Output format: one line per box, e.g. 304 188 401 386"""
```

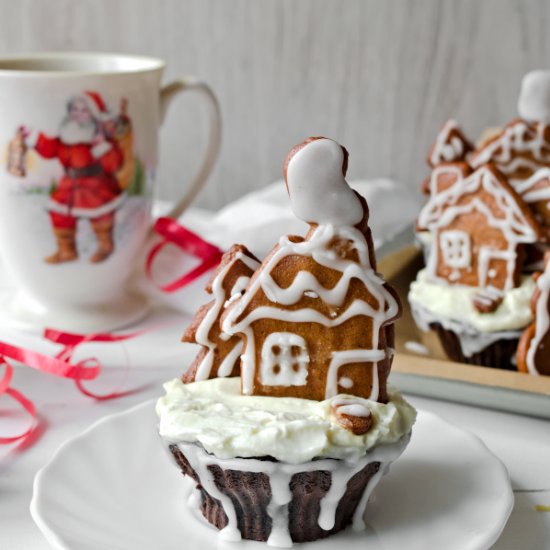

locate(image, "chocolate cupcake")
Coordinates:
157 137 416 546
409 268 534 369
157 378 414 546
410 161 542 369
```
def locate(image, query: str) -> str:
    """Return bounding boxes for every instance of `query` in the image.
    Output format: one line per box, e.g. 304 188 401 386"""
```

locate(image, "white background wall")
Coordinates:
0 0 548 209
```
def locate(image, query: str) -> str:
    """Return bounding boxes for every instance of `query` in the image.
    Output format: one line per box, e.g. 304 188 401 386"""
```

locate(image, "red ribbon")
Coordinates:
0 360 36 444
146 217 224 292
0 326 155 445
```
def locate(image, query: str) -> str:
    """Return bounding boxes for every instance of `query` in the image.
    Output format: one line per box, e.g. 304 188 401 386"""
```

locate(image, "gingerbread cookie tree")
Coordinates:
517 252 550 375
222 137 401 403
182 244 260 383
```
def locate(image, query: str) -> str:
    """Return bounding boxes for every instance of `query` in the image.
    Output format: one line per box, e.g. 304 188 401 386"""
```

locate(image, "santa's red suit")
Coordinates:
34 133 124 229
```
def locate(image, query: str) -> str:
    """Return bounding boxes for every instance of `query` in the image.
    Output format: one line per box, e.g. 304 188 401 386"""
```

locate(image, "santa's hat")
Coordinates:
73 91 111 121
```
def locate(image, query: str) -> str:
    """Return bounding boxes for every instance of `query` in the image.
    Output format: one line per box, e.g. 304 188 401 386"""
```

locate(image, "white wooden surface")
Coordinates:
0 0 548 209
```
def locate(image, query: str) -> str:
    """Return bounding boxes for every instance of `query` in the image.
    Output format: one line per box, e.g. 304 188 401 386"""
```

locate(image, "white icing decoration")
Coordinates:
404 341 430 355
304 290 318 298
326 350 384 400
193 251 259 381
477 247 516 289
217 343 242 378
440 229 471 280
174 434 410 547
285 138 363 226
338 376 354 389
515 167 550 205
471 119 550 182
429 120 466 165
260 332 309 387
331 395 372 418
418 165 539 291
526 263 550 375
223 224 399 395
231 275 250 297
410 301 521 357
518 70 550 123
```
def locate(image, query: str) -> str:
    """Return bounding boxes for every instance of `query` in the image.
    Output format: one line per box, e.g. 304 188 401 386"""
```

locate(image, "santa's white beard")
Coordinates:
59 118 97 145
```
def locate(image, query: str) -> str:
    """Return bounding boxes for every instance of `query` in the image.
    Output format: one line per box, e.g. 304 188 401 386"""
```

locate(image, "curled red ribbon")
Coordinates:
0 326 155 444
146 216 224 292
0 360 36 444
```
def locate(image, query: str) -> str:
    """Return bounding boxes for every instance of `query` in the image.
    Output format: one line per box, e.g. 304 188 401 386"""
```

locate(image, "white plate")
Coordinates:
31 401 513 550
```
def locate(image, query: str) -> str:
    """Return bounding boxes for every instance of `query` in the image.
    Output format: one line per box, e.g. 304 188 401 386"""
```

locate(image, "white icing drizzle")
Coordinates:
231 275 251 297
326 350 383 400
418 165 539 291
217 343 242 378
331 395 372 418
175 433 410 547
223 224 399 395
526 264 550 375
193 251 259 381
515 167 550 205
285 138 363 226
429 120 466 165
410 300 521 357
404 341 430 355
470 120 550 176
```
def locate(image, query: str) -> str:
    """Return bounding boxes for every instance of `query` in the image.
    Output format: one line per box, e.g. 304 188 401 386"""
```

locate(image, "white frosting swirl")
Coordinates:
409 268 535 333
156 377 416 464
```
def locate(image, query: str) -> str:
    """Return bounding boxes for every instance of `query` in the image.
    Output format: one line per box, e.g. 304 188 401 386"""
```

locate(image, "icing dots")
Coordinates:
285 138 364 226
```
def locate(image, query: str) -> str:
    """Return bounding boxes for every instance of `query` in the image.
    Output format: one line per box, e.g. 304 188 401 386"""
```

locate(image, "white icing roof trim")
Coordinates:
419 165 539 243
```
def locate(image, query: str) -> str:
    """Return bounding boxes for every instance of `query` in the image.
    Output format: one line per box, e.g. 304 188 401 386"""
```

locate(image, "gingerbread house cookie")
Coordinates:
417 163 545 292
517 252 550 375
427 119 474 168
469 119 550 184
182 244 260 382
469 72 550 185
222 137 401 402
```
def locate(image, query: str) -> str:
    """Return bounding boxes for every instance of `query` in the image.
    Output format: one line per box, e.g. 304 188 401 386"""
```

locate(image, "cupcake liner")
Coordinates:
168 442 399 545
430 323 519 370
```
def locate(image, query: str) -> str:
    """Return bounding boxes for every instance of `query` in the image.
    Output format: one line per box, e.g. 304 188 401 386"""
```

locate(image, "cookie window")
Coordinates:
260 332 309 386
440 230 471 270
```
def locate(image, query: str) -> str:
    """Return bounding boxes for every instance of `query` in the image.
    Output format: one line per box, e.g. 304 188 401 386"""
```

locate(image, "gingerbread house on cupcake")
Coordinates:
182 244 260 383
417 162 545 292
427 119 474 168
222 137 401 403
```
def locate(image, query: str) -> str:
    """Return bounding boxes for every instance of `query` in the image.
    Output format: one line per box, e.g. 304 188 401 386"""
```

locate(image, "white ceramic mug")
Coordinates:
0 52 221 332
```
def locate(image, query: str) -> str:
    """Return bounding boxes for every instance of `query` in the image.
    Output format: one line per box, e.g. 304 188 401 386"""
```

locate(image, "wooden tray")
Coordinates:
380 245 550 418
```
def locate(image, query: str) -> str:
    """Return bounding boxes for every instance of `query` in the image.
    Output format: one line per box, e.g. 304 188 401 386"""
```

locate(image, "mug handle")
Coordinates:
159 78 222 220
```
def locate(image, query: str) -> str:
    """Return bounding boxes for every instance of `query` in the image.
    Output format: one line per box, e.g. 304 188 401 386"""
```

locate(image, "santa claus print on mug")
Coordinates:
6 90 146 265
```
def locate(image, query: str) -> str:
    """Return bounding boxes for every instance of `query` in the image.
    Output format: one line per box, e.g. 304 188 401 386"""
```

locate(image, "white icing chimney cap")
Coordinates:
518 70 550 123
285 138 364 226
